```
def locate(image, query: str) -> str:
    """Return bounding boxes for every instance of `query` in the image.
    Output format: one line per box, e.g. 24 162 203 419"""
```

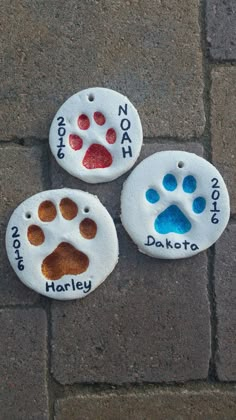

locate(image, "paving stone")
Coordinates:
51 224 210 385
0 0 204 140
55 387 236 420
206 0 236 60
215 223 236 380
51 142 204 220
0 145 46 305
0 308 48 419
211 67 236 214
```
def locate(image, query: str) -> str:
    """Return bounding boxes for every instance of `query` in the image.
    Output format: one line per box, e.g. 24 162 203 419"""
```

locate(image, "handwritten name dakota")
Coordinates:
144 235 199 251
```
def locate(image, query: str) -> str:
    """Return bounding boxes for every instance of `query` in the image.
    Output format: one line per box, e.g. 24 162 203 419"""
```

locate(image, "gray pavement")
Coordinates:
0 0 236 419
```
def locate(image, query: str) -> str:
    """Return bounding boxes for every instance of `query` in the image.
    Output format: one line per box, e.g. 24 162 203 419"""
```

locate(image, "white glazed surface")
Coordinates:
121 151 230 259
6 189 119 300
49 87 143 183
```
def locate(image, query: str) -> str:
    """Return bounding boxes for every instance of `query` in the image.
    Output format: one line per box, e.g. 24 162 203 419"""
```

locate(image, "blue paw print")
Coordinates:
146 174 206 234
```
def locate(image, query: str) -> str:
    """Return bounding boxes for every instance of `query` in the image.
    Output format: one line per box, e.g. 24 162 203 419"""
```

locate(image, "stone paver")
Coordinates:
51 142 203 220
0 146 46 222
51 225 210 385
215 224 236 380
1 0 236 414
0 146 46 305
0 0 204 140
0 308 48 419
211 67 236 214
207 0 236 60
55 387 236 420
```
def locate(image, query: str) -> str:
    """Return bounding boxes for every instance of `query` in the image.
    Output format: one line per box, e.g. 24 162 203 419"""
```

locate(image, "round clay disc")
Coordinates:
49 87 143 183
121 151 230 259
6 189 119 300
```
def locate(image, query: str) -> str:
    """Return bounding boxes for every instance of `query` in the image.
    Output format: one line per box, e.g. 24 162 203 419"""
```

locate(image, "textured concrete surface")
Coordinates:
51 142 204 219
51 225 210 385
207 0 236 60
55 387 236 420
211 67 236 214
0 1 236 418
215 224 236 380
0 0 204 140
0 145 46 222
0 308 48 419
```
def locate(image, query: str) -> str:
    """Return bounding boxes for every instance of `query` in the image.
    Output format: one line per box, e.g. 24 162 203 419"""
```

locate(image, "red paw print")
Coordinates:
68 112 117 169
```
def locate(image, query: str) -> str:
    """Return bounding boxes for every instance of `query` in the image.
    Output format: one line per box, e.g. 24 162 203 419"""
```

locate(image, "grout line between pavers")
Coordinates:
207 59 236 66
39 144 57 420
44 296 56 420
143 136 205 144
199 0 219 382
44 379 236 400
207 245 218 381
0 302 47 310
0 138 48 146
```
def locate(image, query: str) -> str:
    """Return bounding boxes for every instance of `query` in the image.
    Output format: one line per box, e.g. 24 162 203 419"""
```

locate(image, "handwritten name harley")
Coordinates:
46 278 92 294
144 235 199 251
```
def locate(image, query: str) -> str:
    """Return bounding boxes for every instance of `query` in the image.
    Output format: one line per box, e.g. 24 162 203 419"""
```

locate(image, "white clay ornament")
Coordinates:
121 151 230 259
49 87 143 183
6 189 119 300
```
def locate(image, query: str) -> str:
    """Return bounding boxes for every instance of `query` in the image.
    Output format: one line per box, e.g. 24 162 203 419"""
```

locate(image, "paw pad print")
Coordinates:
68 111 117 169
146 174 206 234
27 198 97 280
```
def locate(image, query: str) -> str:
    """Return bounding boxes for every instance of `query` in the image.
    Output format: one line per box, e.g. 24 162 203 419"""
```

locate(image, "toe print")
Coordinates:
162 174 177 191
145 188 160 204
38 201 57 222
106 128 116 144
80 218 97 239
182 175 196 193
6 189 119 299
192 197 206 214
146 174 206 234
27 225 45 246
59 198 78 220
93 112 106 126
27 197 97 281
69 134 83 151
78 114 90 130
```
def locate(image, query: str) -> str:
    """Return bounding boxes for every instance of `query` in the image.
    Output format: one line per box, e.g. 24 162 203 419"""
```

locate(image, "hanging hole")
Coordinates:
25 212 32 219
84 207 90 213
88 94 94 102
178 161 184 168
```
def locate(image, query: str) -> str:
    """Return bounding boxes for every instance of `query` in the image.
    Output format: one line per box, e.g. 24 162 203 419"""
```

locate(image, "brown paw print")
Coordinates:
68 112 117 169
27 198 97 280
